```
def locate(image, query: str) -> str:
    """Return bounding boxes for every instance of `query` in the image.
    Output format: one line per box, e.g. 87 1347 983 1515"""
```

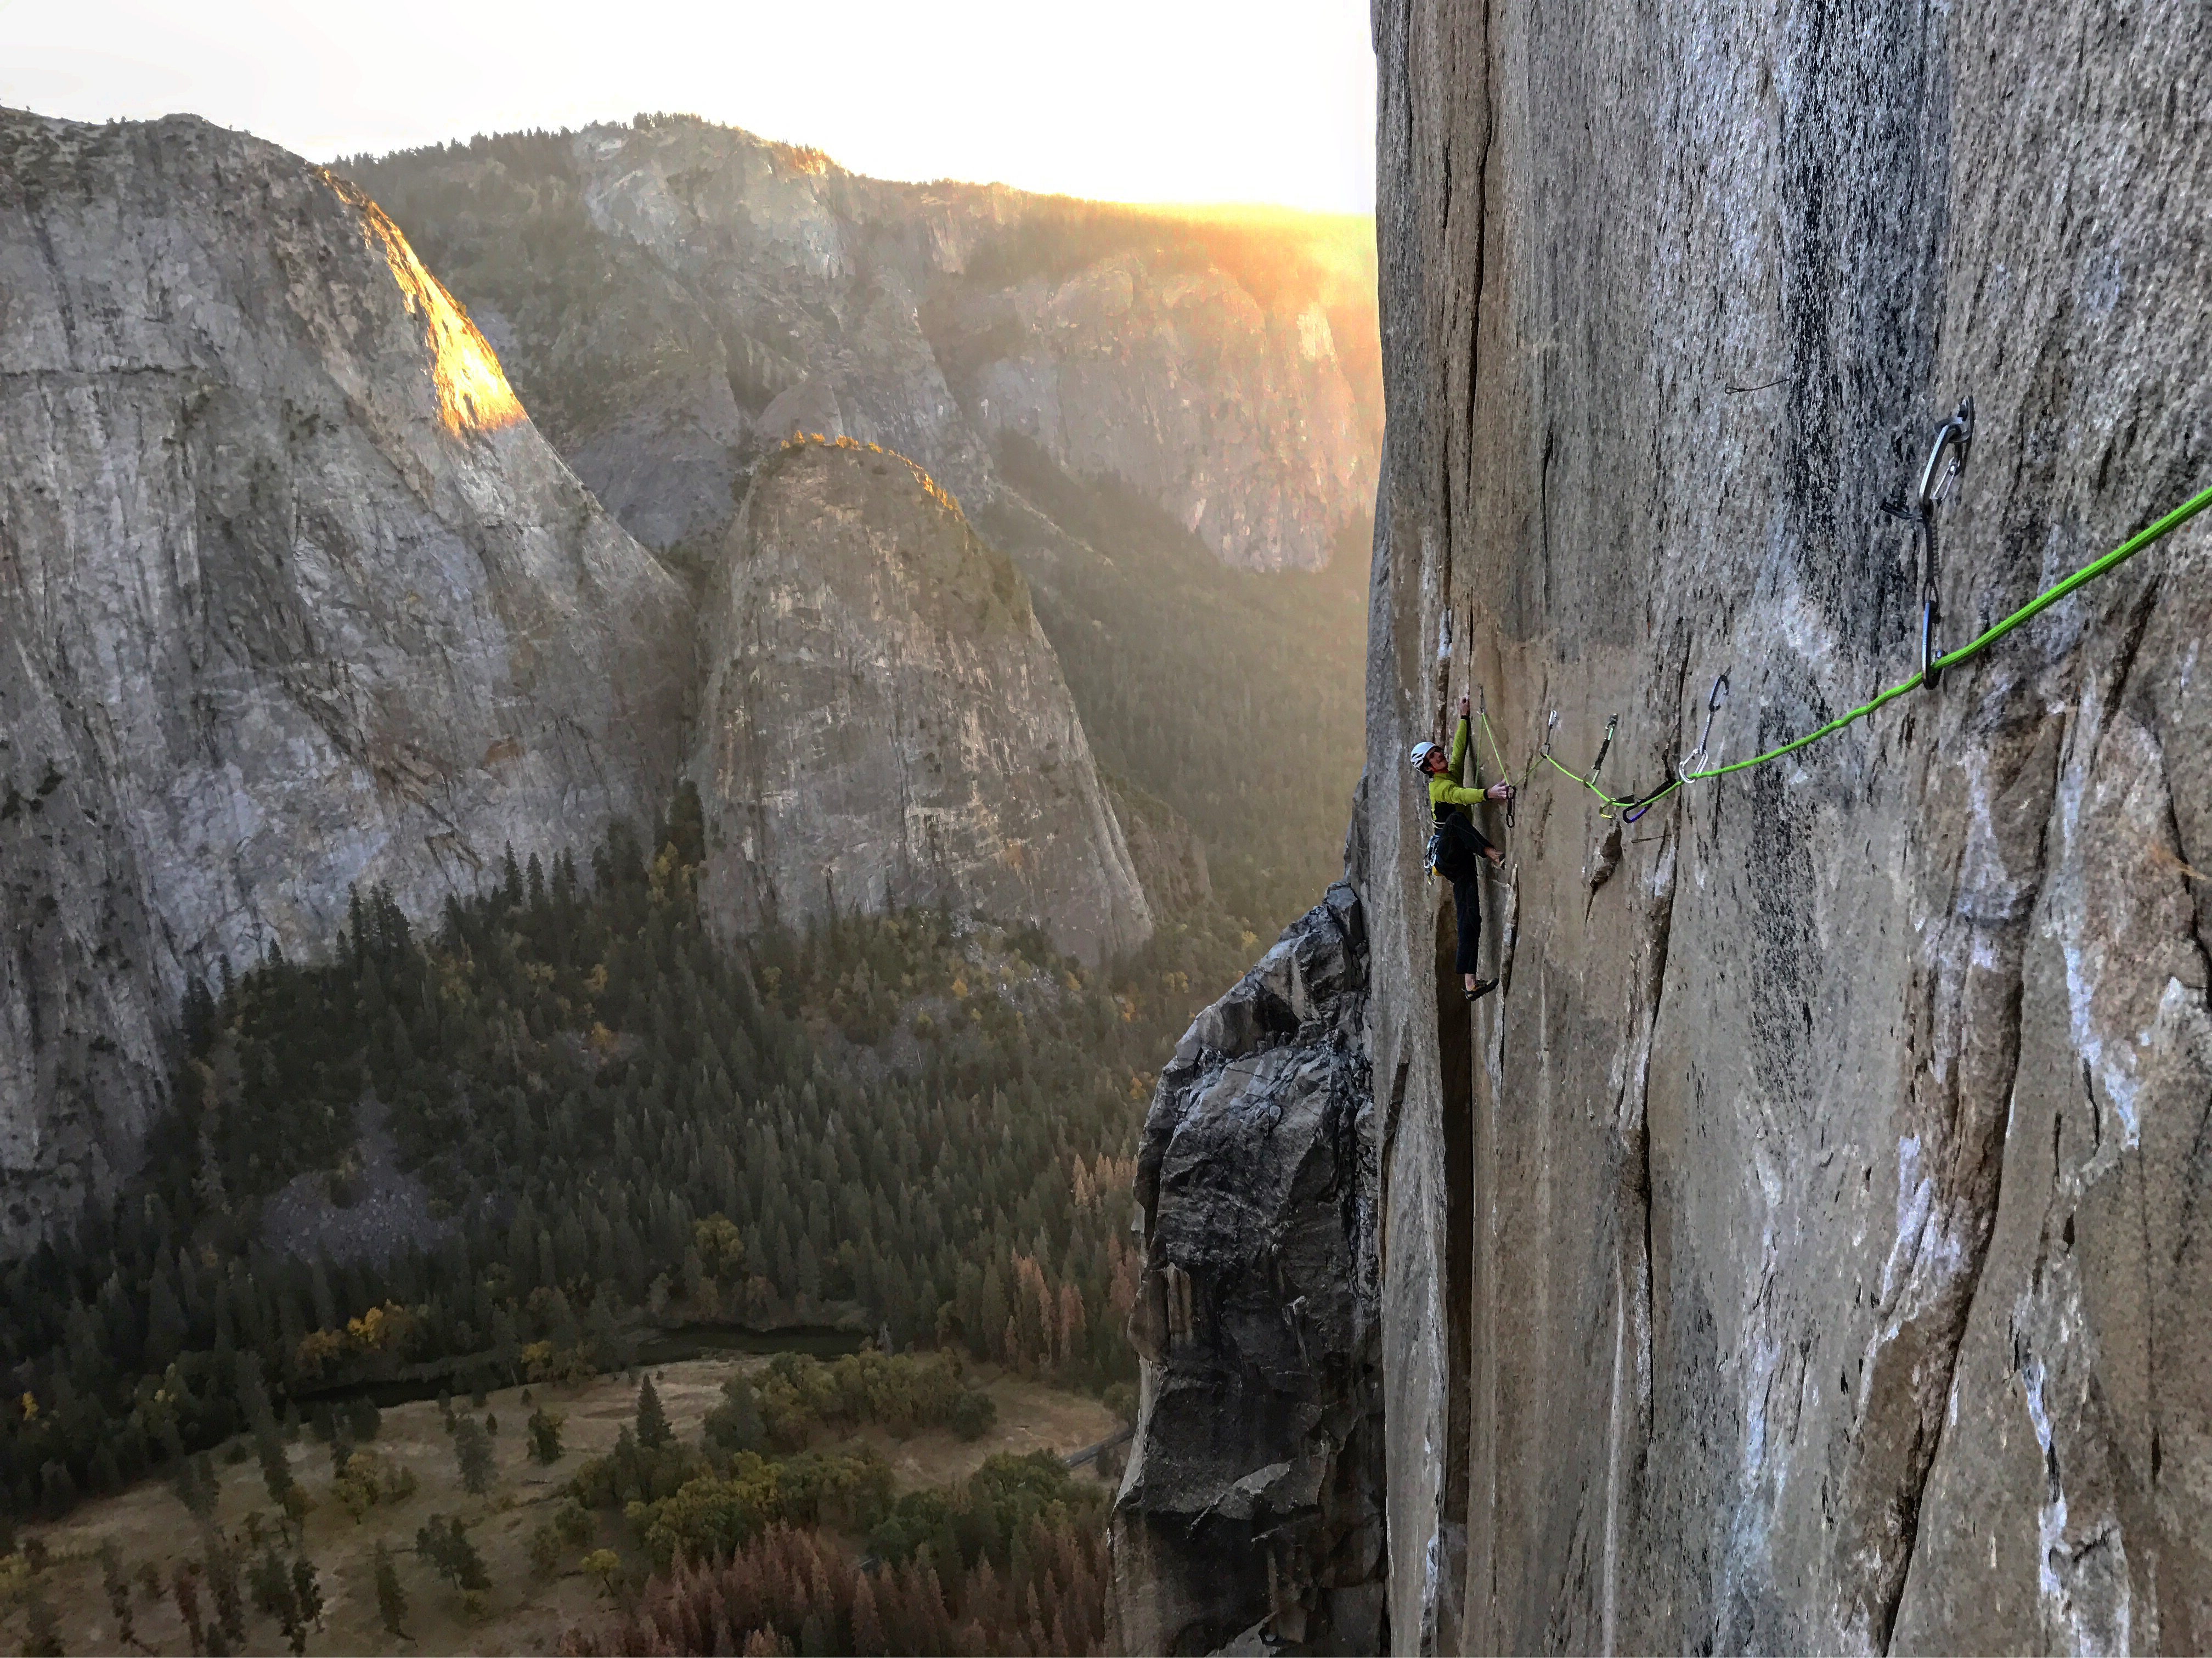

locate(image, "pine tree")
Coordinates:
249 1548 302 1652
327 1417 355 1480
527 1407 565 1464
345 1394 381 1442
100 1537 136 1651
373 1541 409 1638
256 1423 295 1509
170 1563 207 1657
851 1572 885 1654
416 1515 489 1593
168 1453 218 1522
288 1556 323 1651
452 1416 495 1496
206 1537 246 1651
635 1374 672 1450
38 1460 76 1518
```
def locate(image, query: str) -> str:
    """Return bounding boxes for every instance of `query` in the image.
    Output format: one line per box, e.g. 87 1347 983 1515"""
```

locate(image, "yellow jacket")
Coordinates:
1427 718 1490 816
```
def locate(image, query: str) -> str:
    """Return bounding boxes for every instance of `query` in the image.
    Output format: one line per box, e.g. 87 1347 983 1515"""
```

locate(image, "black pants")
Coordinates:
1452 873 1482 975
1436 812 1494 977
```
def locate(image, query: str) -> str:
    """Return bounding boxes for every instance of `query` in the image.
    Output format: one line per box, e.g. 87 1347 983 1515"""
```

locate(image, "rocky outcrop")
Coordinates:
343 121 1380 573
690 438 1149 964
1340 0 2210 1650
1114 883 1384 1654
0 110 690 1250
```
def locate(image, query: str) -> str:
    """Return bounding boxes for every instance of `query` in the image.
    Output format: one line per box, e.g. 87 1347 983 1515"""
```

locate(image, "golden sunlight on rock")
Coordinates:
344 179 525 438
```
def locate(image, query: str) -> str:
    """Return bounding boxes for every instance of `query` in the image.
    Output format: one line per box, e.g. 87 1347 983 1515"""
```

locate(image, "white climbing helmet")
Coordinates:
1408 741 1442 771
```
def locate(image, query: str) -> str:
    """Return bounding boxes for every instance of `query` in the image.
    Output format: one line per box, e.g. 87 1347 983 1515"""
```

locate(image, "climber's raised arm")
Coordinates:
1417 697 1511 868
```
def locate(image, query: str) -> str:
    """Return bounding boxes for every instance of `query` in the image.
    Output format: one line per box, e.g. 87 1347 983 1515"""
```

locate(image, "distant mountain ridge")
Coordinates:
341 114 1381 577
345 117 1380 930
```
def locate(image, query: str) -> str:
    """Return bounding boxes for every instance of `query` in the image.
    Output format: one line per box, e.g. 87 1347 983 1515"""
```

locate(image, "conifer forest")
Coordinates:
0 785 1261 1652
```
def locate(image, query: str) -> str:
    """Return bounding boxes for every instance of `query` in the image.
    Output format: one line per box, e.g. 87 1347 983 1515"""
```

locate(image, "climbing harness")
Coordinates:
1477 419 2209 827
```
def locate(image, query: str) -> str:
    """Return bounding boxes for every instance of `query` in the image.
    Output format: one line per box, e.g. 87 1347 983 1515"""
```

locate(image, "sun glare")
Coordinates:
334 177 525 438
0 1 1376 215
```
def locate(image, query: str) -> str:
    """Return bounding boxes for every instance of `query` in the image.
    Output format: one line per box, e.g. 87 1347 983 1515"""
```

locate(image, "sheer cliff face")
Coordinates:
691 441 1150 965
345 123 1380 572
1357 1 2212 1652
0 111 689 1249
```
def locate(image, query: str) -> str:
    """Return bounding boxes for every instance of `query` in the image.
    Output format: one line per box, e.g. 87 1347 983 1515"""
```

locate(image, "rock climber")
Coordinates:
1410 691 1513 1002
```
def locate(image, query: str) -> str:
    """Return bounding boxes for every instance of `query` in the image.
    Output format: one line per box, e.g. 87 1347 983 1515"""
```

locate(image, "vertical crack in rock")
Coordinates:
1958 576 2199 1656
1602 822 1675 1654
1835 695 2060 1651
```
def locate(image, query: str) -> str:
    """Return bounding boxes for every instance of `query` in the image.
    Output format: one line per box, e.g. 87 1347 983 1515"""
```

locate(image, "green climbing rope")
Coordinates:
1478 706 1513 782
1533 481 2212 819
1474 703 1548 840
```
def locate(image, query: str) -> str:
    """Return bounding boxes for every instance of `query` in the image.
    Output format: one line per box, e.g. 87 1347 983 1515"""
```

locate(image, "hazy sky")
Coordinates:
2 0 1379 213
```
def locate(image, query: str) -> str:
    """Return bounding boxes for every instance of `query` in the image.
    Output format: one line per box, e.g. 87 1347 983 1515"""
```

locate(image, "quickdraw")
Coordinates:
1911 398 1973 690
1678 673 1730 780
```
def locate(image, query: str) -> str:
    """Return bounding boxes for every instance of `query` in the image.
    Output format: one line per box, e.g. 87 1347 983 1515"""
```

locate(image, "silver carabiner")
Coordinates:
1914 398 1971 690
1916 397 1974 512
1679 672 1730 779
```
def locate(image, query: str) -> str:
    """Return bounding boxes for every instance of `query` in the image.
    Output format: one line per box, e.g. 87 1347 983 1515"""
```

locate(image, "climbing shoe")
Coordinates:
1465 979 1498 1003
